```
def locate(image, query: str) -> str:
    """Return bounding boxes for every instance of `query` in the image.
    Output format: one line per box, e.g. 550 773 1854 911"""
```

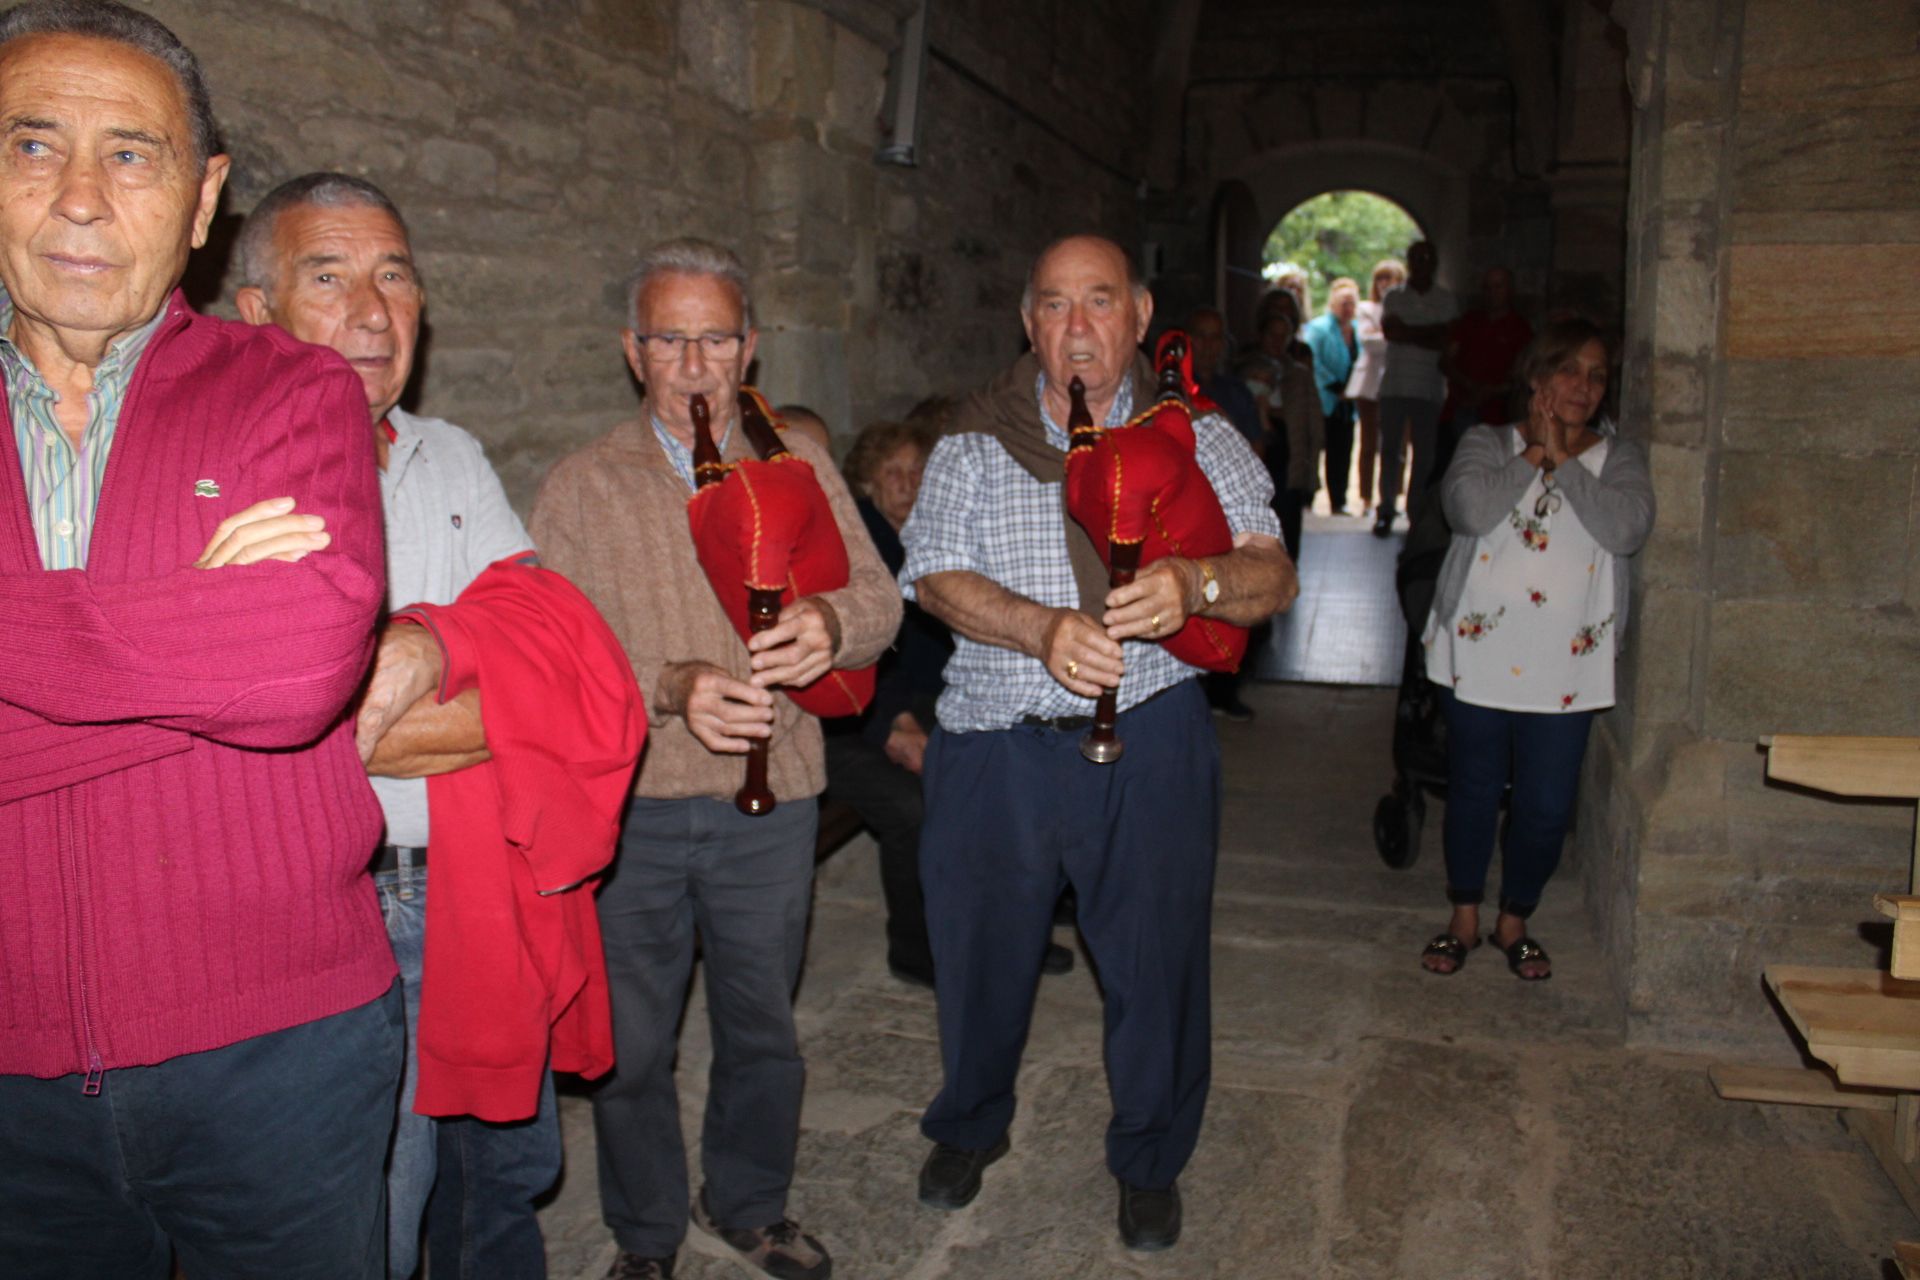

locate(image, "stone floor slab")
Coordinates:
533 683 1918 1278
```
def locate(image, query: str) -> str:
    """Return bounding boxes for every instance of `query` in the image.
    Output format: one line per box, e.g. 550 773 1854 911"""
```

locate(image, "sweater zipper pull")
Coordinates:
82 1052 103 1096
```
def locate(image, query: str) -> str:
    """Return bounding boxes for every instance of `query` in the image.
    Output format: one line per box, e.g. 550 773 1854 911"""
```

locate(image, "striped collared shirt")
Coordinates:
2 293 166 570
651 412 733 491
900 371 1280 733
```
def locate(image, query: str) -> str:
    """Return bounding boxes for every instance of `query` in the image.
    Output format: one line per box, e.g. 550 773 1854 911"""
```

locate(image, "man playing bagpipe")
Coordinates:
899 234 1297 1251
530 238 901 1280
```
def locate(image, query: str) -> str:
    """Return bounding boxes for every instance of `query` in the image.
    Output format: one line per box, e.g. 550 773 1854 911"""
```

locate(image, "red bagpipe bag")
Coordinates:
1062 332 1249 673
685 388 877 717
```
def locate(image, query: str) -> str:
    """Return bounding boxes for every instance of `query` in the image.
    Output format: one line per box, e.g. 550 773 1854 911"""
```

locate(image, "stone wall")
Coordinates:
1579 0 1920 1053
144 0 1155 509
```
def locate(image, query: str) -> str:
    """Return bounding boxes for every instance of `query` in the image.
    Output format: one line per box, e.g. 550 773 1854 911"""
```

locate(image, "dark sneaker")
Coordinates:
692 1189 831 1280
604 1251 675 1279
887 962 936 991
1117 1179 1182 1251
917 1135 1010 1209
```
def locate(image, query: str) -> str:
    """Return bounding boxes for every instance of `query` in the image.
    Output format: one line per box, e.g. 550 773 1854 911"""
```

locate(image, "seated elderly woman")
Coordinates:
821 420 948 985
824 417 1078 986
1417 317 1654 980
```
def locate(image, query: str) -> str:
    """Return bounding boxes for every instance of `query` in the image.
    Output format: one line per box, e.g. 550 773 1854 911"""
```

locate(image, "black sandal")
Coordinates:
1420 932 1479 975
1494 934 1552 981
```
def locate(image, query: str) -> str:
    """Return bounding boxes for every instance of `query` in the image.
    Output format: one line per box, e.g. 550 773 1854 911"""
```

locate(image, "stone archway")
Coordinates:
1225 140 1471 302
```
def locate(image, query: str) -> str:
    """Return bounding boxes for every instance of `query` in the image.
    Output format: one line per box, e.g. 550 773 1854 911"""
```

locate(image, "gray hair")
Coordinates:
1019 234 1147 316
234 172 412 294
0 0 218 167
626 237 754 332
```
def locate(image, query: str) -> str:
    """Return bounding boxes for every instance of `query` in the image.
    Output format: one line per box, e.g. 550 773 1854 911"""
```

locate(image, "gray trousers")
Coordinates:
1377 395 1445 523
592 795 818 1257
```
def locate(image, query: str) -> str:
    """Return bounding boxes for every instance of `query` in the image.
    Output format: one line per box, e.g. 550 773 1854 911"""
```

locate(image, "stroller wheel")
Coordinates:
1374 785 1424 870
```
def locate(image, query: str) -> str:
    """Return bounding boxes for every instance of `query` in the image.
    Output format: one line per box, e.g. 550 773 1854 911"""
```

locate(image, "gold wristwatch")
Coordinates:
1197 559 1220 609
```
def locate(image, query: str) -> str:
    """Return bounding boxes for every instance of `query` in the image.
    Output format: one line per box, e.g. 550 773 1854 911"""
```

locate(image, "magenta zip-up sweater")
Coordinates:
0 291 396 1080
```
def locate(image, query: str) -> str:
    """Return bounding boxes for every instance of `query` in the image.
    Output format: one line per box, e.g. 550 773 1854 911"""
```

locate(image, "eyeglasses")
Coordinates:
635 332 745 361
1535 471 1563 520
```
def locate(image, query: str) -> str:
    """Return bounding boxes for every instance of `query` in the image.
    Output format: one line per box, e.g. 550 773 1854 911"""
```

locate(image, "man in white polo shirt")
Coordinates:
236 172 546 1280
1374 239 1458 536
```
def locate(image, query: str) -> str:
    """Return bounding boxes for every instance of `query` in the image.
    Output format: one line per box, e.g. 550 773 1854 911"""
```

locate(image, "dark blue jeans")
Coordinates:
1440 689 1596 916
919 680 1220 1190
376 859 560 1280
592 795 818 1258
0 982 403 1280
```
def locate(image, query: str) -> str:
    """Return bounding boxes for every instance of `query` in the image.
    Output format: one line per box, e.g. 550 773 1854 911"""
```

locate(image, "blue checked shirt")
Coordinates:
900 371 1280 733
3 291 165 570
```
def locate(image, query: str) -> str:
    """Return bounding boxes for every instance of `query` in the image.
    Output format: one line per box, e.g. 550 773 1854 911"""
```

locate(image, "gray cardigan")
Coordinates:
1426 421 1655 647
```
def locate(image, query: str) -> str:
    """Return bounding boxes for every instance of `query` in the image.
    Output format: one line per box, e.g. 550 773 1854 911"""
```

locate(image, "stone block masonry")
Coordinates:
147 0 1155 509
1578 0 1920 1055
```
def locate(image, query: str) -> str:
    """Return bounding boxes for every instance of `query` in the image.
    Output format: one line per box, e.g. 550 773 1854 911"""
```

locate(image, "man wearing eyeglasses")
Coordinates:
529 237 900 1280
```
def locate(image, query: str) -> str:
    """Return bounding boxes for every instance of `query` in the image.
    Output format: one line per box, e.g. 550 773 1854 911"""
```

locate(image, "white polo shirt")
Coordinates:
1379 283 1459 404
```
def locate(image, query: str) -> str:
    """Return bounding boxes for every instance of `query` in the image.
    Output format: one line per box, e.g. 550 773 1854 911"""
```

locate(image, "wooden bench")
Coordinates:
1710 735 1920 1223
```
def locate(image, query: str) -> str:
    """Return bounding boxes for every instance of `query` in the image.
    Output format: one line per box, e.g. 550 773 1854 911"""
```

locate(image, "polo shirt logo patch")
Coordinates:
193 479 220 498
451 514 463 528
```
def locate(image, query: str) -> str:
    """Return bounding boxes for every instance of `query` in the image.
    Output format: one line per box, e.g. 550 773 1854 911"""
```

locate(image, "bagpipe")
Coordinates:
1062 331 1249 763
687 389 876 814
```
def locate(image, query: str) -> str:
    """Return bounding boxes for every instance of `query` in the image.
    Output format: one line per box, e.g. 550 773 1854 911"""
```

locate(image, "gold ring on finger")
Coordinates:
1151 614 1162 632
1066 659 1079 679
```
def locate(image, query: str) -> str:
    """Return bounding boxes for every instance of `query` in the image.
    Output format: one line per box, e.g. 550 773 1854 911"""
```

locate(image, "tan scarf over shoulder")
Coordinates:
944 351 1155 617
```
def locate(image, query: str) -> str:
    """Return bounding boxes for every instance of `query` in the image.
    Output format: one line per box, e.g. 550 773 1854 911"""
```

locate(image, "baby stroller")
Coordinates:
1372 419 1470 870
1372 514 1449 868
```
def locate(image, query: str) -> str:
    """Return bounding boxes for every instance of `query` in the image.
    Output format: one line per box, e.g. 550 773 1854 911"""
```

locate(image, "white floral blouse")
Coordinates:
1423 435 1617 713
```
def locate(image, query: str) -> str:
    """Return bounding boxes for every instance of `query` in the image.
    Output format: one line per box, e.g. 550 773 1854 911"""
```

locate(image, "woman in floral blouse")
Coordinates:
1417 318 1654 979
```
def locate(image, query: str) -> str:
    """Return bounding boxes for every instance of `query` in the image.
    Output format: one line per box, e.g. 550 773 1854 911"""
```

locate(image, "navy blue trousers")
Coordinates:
1440 688 1596 916
919 680 1220 1190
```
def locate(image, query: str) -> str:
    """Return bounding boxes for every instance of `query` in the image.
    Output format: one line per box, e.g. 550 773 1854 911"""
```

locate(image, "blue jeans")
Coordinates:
593 796 818 1258
377 859 560 1280
0 982 402 1280
1439 689 1596 916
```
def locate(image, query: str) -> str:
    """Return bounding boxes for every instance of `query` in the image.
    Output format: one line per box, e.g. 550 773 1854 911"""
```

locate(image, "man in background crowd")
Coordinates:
1375 240 1457 535
1446 264 1532 431
1187 306 1264 722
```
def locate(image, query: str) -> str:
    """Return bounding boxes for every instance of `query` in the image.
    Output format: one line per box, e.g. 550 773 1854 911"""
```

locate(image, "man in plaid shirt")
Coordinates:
899 235 1296 1251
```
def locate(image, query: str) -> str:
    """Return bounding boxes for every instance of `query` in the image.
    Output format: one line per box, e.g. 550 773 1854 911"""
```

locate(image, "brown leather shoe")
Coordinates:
603 1251 675 1279
692 1188 831 1280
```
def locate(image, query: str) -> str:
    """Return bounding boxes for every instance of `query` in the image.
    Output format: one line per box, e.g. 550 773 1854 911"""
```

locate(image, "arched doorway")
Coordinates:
1223 141 1467 299
1261 190 1424 319
1241 183 1441 689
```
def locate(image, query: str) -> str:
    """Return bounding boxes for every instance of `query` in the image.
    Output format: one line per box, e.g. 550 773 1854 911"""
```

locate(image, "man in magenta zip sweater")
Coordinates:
0 5 404 1277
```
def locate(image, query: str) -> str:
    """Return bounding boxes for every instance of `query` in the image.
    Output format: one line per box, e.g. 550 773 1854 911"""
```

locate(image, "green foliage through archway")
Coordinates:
1263 191 1423 307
